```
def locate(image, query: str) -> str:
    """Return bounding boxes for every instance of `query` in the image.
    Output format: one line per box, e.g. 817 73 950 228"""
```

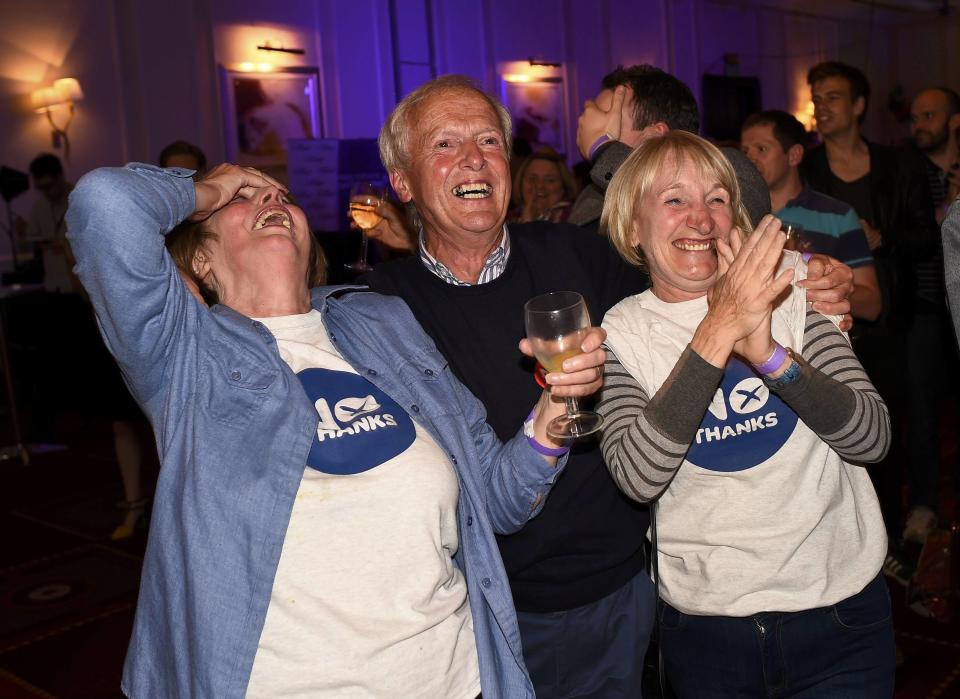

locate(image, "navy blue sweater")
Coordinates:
365 222 651 612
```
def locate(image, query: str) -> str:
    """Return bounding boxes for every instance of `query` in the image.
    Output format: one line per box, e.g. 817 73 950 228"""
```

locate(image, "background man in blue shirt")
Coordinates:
741 109 881 322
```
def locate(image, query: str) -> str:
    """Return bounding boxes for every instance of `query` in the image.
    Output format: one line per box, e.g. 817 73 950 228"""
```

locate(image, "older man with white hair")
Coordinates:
365 74 856 697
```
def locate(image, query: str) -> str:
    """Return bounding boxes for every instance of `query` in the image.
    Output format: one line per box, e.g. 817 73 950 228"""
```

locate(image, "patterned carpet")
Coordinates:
891 592 960 698
0 423 957 698
0 427 148 699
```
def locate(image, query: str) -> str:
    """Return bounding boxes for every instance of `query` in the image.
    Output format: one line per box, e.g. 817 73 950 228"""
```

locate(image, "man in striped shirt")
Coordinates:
740 110 881 322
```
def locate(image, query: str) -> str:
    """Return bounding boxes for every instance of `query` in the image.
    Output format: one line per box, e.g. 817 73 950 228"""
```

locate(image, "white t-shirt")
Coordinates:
602 253 886 616
245 310 480 698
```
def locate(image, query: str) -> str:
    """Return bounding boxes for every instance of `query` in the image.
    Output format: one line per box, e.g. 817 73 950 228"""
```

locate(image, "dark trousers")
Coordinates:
6 292 89 440
852 324 906 533
905 301 958 512
659 574 895 698
517 570 657 698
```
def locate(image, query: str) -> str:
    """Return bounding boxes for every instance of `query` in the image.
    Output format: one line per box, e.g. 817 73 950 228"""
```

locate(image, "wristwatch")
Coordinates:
763 349 802 390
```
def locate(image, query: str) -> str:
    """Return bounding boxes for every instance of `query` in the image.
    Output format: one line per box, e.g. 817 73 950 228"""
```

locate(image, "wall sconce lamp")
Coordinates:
256 40 304 55
234 40 306 72
31 78 84 161
501 59 563 84
237 62 275 73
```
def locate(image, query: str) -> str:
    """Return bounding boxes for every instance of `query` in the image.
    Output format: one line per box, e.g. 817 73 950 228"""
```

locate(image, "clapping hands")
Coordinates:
699 216 794 366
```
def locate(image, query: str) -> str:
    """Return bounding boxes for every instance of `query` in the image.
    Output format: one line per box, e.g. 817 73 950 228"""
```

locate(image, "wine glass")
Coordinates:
783 222 810 253
524 291 604 440
345 182 385 273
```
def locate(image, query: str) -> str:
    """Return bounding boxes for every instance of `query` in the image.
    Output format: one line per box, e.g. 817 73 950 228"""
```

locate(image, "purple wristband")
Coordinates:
525 410 571 457
587 134 612 160
527 434 570 457
801 252 813 263
751 343 788 375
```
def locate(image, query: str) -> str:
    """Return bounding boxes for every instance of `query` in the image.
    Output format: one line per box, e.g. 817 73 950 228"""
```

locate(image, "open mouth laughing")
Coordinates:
452 182 492 199
673 239 714 252
253 206 293 231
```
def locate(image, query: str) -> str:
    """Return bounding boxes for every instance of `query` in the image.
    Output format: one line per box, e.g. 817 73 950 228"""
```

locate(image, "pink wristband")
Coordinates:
751 343 788 375
801 252 813 263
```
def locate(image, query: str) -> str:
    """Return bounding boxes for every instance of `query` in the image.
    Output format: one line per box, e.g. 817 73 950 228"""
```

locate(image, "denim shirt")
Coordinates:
66 164 563 698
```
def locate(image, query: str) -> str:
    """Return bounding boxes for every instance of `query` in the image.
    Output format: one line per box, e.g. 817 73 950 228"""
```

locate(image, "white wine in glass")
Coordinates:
346 182 384 273
524 291 603 440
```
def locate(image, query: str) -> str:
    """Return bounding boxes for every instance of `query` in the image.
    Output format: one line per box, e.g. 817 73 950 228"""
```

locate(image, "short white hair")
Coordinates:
378 74 513 173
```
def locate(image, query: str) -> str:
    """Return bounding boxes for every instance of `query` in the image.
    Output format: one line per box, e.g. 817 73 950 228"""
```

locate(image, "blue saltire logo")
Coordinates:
297 368 415 474
685 358 798 472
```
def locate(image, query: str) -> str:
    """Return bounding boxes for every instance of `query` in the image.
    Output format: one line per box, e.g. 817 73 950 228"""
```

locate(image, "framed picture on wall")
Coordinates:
500 74 568 158
219 66 322 174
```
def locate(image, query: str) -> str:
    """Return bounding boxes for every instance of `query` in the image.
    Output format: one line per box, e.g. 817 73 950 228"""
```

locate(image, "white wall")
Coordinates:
0 0 222 267
403 0 925 158
891 12 960 142
1 1 127 218
0 0 949 265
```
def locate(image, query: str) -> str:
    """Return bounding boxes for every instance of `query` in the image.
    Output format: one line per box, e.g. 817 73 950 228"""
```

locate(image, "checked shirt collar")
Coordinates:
418 226 511 286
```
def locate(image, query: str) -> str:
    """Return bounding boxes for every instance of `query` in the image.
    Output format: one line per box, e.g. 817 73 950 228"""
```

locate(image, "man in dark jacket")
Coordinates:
801 62 939 564
801 62 938 331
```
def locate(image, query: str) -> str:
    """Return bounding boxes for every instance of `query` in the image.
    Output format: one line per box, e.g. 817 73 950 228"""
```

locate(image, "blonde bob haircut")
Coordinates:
601 130 752 270
379 74 513 174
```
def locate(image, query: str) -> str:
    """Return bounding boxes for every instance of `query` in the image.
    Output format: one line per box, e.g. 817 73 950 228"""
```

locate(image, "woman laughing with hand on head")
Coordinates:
66 161 607 699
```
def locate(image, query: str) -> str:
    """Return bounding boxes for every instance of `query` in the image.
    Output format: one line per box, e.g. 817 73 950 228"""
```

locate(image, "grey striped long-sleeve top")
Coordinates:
598 311 891 504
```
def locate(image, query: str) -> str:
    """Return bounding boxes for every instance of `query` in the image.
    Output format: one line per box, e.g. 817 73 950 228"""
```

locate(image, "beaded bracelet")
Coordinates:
764 350 802 390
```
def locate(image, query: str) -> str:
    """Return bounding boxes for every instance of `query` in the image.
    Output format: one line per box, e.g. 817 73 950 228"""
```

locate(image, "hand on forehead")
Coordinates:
598 85 634 118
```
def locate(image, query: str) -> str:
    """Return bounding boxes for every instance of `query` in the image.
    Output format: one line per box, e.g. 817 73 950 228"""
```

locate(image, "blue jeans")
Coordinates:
659 574 895 698
517 571 657 698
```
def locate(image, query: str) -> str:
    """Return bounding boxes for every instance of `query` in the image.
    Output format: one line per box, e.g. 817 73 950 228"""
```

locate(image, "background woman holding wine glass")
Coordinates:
348 184 416 263
595 131 895 697
345 181 385 272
